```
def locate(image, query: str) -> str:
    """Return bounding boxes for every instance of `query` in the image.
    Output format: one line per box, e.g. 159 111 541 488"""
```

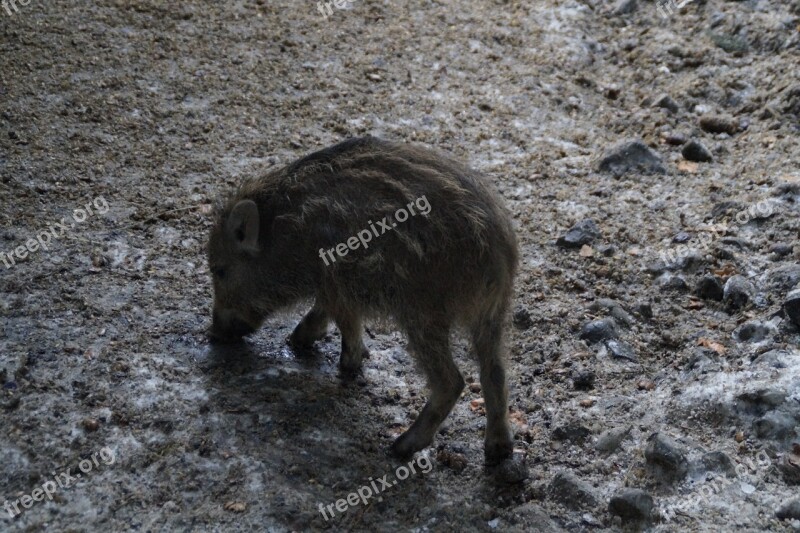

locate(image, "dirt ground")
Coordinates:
1 0 799 531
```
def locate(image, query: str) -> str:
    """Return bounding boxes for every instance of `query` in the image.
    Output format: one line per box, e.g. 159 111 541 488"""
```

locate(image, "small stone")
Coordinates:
770 243 793 257
753 412 796 440
695 274 724 301
557 219 601 248
673 231 691 243
596 427 631 454
609 489 654 522
513 306 534 330
572 370 596 391
663 132 688 145
604 339 638 362
723 275 755 311
778 451 800 485
658 273 689 292
82 418 100 432
645 432 688 480
654 94 679 113
700 451 737 477
613 0 637 15
580 318 618 343
699 114 739 135
597 140 666 176
776 499 800 520
637 379 655 391
682 140 713 162
784 289 800 328
548 471 598 509
735 321 771 343
552 424 591 443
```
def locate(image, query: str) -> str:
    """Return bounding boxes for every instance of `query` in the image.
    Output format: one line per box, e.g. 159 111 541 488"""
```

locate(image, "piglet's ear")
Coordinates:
226 200 260 254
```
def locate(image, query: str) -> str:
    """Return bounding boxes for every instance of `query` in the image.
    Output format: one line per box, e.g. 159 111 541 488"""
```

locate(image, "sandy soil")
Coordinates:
1 0 799 531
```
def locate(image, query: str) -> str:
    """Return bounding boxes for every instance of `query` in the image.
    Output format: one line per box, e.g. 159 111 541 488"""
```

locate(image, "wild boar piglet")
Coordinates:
208 136 519 464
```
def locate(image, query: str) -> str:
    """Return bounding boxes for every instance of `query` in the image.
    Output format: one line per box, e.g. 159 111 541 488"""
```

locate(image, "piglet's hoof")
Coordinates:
488 454 528 484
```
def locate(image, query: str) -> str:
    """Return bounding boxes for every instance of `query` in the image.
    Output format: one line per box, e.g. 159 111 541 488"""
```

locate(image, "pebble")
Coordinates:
700 451 736 477
552 423 591 443
784 288 800 328
645 432 688 480
557 219 601 248
608 489 654 522
654 94 679 113
613 0 637 15
682 139 713 162
723 275 755 311
695 274 724 301
597 140 666 176
776 499 800 520
548 471 598 509
699 114 739 135
513 306 534 330
580 318 618 343
657 273 690 292
596 426 631 454
604 339 638 362
663 132 688 145
735 321 771 343
770 243 793 257
572 370 596 391
753 412 796 441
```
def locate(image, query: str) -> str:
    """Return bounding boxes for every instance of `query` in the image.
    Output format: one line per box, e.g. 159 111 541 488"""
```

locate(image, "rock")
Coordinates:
580 318 618 343
654 94 679 113
767 265 800 292
735 321 771 342
645 432 688 480
752 350 789 369
700 451 737 477
699 114 739 135
510 502 561 532
785 289 800 328
588 299 635 327
778 452 800 485
596 427 631 454
657 273 689 292
513 306 534 330
695 274 724 301
664 132 688 145
723 275 755 311
572 370 596 391
776 499 800 520
673 231 691 243
493 456 529 484
709 33 749 55
597 140 666 176
634 303 653 319
609 489 654 522
548 471 598 509
770 243 793 257
682 139 713 162
604 339 638 362
753 412 796 441
613 0 637 15
735 389 786 416
557 219 601 248
552 424 591 443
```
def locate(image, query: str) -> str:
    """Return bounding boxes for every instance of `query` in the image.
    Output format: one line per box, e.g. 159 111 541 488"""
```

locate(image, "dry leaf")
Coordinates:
637 380 656 391
698 338 726 355
686 298 704 310
224 501 246 513
678 161 699 173
469 398 485 414
579 245 594 257
712 264 737 278
579 399 596 407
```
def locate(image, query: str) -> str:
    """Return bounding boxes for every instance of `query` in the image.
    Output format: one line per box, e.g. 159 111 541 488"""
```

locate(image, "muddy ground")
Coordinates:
1 0 799 531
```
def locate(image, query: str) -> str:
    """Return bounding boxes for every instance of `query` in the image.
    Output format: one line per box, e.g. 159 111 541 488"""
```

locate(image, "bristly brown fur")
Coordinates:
208 136 519 465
